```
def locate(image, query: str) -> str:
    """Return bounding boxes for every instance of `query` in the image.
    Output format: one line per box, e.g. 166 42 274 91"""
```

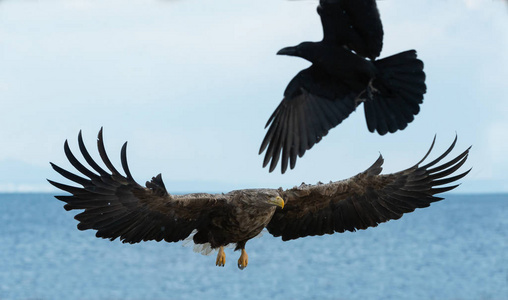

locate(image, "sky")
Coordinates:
0 0 507 193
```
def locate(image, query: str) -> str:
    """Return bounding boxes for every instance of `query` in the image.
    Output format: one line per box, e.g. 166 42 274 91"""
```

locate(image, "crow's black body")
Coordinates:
261 0 426 173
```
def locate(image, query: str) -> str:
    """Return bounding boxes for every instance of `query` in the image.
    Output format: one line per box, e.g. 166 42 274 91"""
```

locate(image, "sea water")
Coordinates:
0 193 506 300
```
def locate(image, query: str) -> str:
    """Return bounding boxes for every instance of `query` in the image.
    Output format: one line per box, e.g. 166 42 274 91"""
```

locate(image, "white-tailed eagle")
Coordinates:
49 129 469 269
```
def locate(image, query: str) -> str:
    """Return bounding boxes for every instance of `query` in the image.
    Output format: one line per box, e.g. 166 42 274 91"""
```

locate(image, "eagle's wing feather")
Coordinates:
48 129 230 244
318 0 384 60
260 65 357 173
266 136 470 241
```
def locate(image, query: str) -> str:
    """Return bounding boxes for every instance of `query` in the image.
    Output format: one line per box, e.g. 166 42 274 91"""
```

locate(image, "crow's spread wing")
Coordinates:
318 0 383 59
260 65 357 173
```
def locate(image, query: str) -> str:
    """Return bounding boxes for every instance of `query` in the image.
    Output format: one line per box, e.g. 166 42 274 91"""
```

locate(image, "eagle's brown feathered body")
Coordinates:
49 129 470 269
171 190 280 250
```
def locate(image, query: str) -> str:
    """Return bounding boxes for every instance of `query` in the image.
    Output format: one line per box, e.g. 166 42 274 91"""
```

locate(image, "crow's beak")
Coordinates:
277 46 299 56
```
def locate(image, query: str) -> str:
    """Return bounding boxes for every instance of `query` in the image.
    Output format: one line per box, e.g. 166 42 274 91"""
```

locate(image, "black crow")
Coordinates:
260 0 426 173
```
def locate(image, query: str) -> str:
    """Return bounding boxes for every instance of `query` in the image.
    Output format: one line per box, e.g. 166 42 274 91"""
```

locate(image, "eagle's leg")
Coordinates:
216 246 226 267
237 248 249 270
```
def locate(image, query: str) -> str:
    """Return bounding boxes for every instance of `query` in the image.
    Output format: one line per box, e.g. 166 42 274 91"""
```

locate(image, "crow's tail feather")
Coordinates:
365 50 426 135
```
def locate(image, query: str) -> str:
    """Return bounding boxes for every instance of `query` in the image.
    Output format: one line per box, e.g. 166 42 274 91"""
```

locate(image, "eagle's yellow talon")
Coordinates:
216 246 226 267
237 248 249 270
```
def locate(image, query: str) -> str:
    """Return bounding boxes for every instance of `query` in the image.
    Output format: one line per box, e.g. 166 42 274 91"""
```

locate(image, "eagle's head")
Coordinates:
266 195 285 209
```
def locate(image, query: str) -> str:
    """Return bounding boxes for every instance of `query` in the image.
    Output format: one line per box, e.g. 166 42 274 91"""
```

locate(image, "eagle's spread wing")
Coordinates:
259 65 357 173
48 129 231 244
318 0 384 60
266 136 470 241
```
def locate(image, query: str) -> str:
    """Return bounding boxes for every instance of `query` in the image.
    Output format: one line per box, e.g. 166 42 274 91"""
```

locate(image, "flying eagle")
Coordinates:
261 0 426 173
49 129 469 270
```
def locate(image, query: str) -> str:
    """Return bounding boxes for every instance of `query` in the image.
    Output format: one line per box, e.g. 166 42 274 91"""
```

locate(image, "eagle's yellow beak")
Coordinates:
270 196 285 209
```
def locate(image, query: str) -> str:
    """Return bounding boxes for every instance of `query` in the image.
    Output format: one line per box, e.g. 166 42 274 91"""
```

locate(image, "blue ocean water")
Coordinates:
0 193 506 300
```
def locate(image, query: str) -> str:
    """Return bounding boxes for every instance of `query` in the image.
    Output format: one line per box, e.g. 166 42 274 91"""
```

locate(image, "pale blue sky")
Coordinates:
0 0 507 193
